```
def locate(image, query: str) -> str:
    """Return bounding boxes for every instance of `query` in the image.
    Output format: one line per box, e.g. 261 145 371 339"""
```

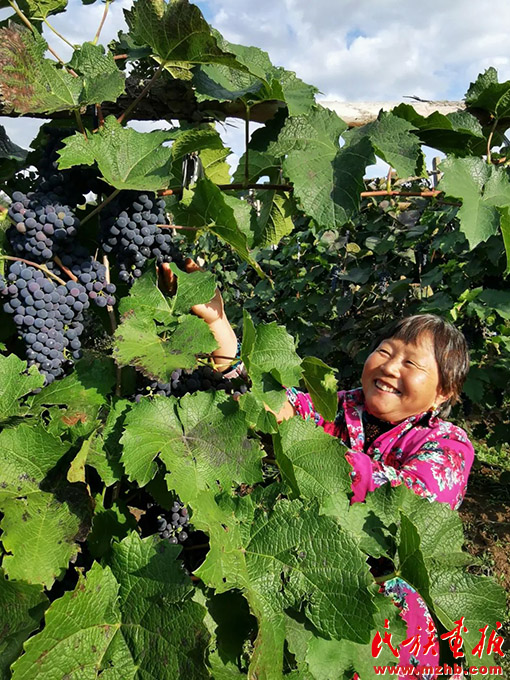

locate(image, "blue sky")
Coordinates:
1 0 509 174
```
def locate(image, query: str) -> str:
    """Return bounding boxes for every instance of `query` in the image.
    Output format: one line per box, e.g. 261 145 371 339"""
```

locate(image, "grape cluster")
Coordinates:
136 365 249 401
156 500 190 544
58 244 116 309
377 271 391 294
0 261 88 382
100 192 184 284
8 190 79 263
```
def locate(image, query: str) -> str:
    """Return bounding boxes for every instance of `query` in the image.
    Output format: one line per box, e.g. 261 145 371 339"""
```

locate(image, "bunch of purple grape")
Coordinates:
156 500 190 544
100 192 184 284
0 260 88 382
7 190 79 264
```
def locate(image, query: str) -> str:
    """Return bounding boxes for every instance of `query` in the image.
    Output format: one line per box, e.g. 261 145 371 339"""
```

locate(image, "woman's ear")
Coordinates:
434 390 452 409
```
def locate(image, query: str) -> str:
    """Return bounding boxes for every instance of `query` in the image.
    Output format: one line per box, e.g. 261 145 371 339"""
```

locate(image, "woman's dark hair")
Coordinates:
371 314 470 416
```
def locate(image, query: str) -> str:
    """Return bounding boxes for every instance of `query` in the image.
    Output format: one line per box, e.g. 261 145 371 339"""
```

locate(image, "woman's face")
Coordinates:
361 332 449 423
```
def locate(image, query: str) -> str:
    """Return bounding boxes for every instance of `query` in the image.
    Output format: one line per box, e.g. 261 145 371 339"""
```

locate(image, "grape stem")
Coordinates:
53 255 78 282
374 571 398 584
43 17 75 49
81 189 121 226
92 0 110 45
487 118 498 165
0 255 67 285
117 62 166 125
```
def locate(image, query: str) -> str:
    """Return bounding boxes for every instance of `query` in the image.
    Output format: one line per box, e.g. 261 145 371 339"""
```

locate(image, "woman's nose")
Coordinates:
380 356 400 376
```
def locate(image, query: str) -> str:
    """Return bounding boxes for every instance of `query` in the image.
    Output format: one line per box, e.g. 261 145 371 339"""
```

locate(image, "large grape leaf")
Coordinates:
58 116 176 191
16 0 67 19
28 355 116 438
121 391 263 493
392 103 486 156
0 25 82 114
0 570 47 680
0 353 44 422
429 569 506 667
241 318 303 413
168 262 217 316
300 356 339 422
0 424 91 586
11 534 210 679
274 417 352 514
113 311 217 381
173 178 264 276
68 42 125 104
344 111 424 178
169 126 230 188
87 398 131 487
11 562 121 679
261 107 372 229
124 0 242 79
252 191 296 248
465 67 510 121
304 590 407 680
438 157 510 247
193 492 377 679
105 533 210 678
118 266 174 325
194 37 317 116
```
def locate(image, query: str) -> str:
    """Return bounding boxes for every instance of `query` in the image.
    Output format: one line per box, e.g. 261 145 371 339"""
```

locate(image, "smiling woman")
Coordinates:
188 290 476 676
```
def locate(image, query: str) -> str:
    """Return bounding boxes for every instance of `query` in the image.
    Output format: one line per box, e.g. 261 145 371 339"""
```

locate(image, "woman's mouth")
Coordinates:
375 379 400 395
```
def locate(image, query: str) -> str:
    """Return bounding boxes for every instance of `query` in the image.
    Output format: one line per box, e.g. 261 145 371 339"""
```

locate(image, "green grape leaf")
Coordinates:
232 149 282 185
121 391 263 493
68 42 125 104
392 103 486 156
124 0 242 79
262 107 372 229
29 355 116 437
105 533 210 678
242 320 303 412
0 424 91 587
465 67 510 120
11 534 210 679
194 494 377 676
238 391 278 433
169 262 217 316
113 311 217 381
118 265 173 325
11 562 122 679
16 0 67 19
344 111 424 178
0 570 47 680
430 568 507 667
274 417 351 513
58 116 176 190
300 356 338 422
194 38 317 115
87 398 131 487
397 513 430 600
0 25 82 114
169 126 230 188
438 157 510 247
253 191 295 248
173 178 264 277
305 589 407 680
0 353 44 422
498 206 510 274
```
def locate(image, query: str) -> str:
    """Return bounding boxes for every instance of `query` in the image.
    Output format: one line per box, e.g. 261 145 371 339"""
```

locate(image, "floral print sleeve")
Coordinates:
346 426 474 511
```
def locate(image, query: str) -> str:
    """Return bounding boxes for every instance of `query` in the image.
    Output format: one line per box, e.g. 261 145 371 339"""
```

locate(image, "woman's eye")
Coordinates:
378 348 390 356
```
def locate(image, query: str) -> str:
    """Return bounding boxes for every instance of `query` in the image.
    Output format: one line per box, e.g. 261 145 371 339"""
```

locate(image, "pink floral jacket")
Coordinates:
286 387 474 510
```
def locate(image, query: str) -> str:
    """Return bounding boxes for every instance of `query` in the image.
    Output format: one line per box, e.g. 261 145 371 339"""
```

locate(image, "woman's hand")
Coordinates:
160 258 225 324
159 258 238 370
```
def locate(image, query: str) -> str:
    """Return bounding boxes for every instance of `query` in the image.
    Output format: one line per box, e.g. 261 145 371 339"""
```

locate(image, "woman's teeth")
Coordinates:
375 380 399 394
